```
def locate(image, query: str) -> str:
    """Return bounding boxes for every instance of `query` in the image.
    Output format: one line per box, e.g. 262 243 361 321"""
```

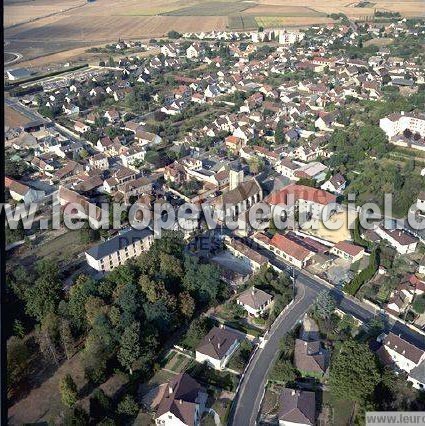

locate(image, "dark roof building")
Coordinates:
278 388 316 426
155 373 207 426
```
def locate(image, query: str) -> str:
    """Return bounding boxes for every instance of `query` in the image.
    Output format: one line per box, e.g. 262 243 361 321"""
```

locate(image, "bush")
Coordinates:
117 395 139 416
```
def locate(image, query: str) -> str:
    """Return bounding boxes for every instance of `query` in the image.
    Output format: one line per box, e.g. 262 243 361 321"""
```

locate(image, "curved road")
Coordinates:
230 239 425 426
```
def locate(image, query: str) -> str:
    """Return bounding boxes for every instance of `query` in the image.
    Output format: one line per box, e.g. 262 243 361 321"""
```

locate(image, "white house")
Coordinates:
321 173 346 195
195 326 240 370
237 287 273 317
265 183 337 222
155 373 207 426
330 241 365 263
380 112 425 139
5 177 45 205
375 226 418 254
379 332 425 390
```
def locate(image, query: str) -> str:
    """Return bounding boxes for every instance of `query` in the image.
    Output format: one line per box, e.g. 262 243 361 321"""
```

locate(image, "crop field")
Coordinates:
245 5 327 17
4 0 424 66
163 1 252 16
255 16 334 27
229 15 258 30
4 0 84 27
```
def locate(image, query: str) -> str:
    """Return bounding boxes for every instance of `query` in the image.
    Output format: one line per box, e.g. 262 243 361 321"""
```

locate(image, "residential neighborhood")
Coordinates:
4 13 425 426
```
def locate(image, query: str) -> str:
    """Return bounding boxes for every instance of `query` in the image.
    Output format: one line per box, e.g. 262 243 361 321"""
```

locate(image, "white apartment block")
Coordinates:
85 228 153 272
380 112 425 139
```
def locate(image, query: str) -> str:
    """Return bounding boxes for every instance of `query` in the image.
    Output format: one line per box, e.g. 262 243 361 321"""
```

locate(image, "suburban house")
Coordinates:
224 237 269 271
320 173 346 195
85 228 154 272
294 339 328 377
330 241 365 263
236 287 273 317
5 177 45 205
155 373 207 426
278 388 316 426
375 226 418 254
378 332 425 390
57 186 106 229
88 153 109 170
195 326 240 370
265 184 337 222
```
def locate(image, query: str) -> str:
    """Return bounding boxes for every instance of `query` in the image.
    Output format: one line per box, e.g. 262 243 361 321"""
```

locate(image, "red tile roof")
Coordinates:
333 241 364 257
270 233 312 261
265 184 336 206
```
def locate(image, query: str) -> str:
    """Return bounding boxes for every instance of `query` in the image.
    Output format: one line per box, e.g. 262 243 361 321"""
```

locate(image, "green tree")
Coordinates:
179 291 195 319
117 395 139 416
118 321 141 375
24 260 62 321
313 291 336 319
329 340 380 404
7 337 30 399
59 374 78 408
62 407 89 426
270 359 297 383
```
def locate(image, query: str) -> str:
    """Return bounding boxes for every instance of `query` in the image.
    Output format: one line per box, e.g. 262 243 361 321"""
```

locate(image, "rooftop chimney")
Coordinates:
169 385 173 395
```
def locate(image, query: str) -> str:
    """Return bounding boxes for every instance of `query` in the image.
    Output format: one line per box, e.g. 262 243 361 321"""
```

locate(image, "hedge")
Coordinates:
344 248 380 296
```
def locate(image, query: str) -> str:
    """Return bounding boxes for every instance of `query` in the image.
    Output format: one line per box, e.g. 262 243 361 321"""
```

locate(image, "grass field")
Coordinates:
245 5 327 17
255 16 334 27
163 1 251 16
229 15 258 30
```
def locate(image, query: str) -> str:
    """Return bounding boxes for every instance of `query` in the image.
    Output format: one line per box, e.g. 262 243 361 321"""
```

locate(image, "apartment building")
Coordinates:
85 228 153 272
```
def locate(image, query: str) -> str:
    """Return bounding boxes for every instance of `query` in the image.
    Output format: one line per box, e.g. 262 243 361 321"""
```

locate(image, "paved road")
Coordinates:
231 283 318 426
230 236 425 426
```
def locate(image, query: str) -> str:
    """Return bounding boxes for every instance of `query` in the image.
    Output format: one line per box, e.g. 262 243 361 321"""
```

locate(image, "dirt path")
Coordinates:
8 353 87 425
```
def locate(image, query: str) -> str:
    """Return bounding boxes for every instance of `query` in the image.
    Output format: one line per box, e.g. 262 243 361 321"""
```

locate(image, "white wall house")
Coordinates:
375 226 418 254
195 326 240 370
237 287 273 317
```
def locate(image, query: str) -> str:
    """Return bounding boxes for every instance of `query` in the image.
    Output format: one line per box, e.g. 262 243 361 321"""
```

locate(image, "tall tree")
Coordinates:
24 260 62 321
329 340 380 404
178 291 195 319
118 321 141 375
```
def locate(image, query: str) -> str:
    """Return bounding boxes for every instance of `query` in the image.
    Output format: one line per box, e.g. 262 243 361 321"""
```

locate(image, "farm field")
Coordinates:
4 0 84 27
163 1 252 16
255 16 334 28
4 0 424 66
244 5 327 17
4 105 32 128
228 15 258 30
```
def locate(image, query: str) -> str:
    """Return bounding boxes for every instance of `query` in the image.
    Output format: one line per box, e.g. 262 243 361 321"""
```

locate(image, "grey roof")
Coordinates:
85 228 152 260
196 326 239 360
409 359 425 384
7 68 31 79
279 388 316 425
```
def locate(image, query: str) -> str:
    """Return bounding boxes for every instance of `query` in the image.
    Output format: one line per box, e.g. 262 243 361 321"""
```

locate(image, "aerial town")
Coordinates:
4 10 425 426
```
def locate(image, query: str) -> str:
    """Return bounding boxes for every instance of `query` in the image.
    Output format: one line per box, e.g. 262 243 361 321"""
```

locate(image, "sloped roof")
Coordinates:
237 287 272 310
278 388 316 425
196 326 239 360
156 373 205 425
265 184 336 207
